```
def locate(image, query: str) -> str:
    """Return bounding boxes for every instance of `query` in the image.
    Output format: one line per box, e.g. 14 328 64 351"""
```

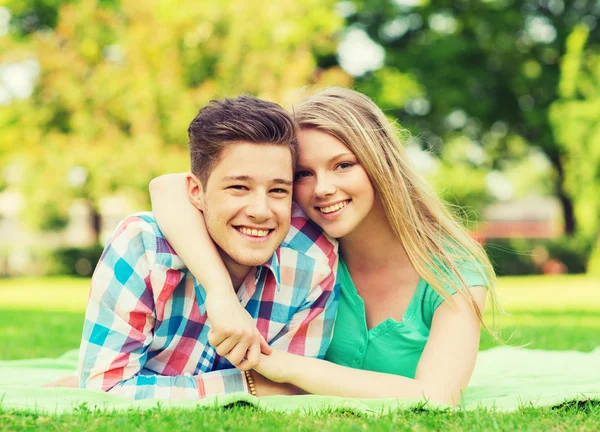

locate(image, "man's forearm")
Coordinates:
83 368 249 400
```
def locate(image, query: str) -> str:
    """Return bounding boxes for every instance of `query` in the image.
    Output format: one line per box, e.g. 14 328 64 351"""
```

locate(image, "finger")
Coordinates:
259 335 272 355
238 339 261 371
252 353 270 375
226 342 250 368
207 327 232 348
214 337 238 357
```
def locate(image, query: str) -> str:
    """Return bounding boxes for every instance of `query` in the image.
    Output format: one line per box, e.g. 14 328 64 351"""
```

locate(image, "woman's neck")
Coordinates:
339 200 413 274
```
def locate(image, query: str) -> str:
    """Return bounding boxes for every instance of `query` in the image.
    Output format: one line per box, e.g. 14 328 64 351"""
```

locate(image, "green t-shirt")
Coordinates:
325 258 486 378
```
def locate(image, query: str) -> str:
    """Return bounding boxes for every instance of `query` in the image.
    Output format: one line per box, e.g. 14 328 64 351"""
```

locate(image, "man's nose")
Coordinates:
245 194 273 221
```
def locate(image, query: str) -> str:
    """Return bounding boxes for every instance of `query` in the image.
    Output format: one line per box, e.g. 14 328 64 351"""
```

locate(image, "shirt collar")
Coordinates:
257 249 281 287
193 249 282 314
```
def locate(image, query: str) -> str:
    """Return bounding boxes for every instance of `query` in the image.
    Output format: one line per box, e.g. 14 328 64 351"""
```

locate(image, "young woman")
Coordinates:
150 87 499 406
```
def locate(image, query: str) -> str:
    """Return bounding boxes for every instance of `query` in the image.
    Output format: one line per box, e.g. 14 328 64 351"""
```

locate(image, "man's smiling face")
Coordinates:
196 141 293 272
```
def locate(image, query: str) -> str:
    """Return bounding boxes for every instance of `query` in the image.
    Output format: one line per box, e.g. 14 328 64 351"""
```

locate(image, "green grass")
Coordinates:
1 402 600 432
1 275 599 431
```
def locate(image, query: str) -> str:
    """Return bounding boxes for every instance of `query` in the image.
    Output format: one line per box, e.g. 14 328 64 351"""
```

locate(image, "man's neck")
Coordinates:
218 249 253 292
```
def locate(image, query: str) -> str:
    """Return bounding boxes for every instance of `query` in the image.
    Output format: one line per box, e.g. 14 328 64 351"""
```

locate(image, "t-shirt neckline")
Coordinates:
338 257 425 336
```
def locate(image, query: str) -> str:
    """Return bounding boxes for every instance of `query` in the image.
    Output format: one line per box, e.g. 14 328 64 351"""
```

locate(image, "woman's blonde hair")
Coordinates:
293 87 500 326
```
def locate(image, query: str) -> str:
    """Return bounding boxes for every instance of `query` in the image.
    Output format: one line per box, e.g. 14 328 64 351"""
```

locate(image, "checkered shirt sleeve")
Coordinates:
77 215 249 400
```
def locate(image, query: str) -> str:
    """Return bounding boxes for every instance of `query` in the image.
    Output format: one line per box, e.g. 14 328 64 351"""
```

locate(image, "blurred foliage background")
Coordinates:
0 0 598 277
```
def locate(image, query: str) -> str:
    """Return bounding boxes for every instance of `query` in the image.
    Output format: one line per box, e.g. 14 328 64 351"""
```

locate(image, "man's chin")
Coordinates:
233 254 274 267
225 247 276 268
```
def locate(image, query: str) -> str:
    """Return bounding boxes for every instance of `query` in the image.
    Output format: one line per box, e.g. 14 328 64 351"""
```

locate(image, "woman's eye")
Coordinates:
271 188 289 194
337 162 354 170
294 171 312 179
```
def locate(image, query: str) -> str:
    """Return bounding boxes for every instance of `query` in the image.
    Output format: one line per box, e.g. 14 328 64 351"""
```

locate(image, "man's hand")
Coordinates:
206 291 272 371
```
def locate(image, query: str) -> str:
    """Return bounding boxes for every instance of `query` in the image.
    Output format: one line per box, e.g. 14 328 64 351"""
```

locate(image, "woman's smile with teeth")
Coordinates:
237 227 270 237
319 200 350 214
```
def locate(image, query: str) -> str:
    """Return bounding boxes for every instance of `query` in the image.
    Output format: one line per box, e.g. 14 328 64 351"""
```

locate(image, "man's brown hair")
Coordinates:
188 95 298 185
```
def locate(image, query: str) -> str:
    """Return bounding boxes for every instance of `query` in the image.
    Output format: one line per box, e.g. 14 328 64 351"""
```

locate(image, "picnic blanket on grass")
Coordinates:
1 346 599 414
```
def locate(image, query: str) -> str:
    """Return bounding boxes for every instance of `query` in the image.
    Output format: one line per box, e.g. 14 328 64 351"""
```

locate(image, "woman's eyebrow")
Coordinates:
328 153 355 163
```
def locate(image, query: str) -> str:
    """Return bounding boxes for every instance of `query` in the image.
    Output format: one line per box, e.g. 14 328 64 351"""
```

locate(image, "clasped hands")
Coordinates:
206 291 290 384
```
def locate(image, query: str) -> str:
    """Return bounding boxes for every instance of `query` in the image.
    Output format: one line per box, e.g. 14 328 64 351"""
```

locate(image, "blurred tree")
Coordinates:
0 0 345 243
345 0 600 235
549 25 600 273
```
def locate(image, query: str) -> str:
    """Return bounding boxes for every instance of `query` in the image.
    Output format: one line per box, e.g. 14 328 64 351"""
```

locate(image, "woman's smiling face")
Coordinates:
293 128 376 239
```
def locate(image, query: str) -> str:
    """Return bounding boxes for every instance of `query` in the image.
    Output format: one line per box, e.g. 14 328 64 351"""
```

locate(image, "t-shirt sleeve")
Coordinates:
423 261 487 327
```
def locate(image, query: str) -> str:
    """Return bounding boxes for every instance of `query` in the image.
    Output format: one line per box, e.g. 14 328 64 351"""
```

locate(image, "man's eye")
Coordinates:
271 188 290 194
228 185 248 190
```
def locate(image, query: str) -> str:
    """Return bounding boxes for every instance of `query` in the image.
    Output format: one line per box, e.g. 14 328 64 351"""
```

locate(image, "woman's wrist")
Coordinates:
249 369 303 396
282 352 304 386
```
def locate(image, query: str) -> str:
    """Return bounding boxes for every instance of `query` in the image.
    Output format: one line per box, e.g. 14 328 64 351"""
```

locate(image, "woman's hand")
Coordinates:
253 349 294 384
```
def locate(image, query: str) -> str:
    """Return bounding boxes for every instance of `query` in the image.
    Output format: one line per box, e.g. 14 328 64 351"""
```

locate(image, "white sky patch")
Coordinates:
548 0 565 15
104 44 124 63
68 166 89 188
404 97 431 116
466 141 486 166
0 7 11 37
486 170 514 201
0 86 11 105
380 17 410 41
530 148 552 171
338 27 385 77
393 0 422 7
526 16 557 44
405 144 440 175
429 12 458 34
0 59 40 105
444 109 468 129
491 121 508 137
334 1 357 17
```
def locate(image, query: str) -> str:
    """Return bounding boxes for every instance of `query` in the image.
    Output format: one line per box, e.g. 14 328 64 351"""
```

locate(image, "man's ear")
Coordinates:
185 173 204 211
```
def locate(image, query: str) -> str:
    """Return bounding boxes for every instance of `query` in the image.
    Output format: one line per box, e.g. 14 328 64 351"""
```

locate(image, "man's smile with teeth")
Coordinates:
318 200 350 214
236 226 271 237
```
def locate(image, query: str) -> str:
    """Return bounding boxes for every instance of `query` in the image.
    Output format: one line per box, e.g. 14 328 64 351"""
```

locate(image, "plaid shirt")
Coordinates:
78 204 338 400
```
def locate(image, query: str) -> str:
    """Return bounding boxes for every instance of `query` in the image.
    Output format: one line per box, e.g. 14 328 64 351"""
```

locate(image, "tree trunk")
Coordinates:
549 152 576 236
88 200 102 245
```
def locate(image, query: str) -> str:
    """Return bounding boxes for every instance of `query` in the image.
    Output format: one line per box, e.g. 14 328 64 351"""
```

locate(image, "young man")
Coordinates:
78 96 338 400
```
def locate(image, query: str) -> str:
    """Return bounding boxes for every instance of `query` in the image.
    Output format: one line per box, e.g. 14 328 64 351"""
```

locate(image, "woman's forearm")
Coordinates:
149 173 232 293
284 354 453 405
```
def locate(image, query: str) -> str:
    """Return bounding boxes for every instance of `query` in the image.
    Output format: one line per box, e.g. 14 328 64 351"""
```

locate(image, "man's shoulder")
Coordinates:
279 202 338 261
109 212 185 270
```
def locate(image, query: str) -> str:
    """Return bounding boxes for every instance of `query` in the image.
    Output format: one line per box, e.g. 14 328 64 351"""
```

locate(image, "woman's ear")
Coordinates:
186 173 204 211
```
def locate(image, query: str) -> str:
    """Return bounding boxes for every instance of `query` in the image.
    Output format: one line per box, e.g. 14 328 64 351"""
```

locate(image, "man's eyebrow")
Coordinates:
272 178 293 186
222 175 292 186
222 175 252 182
